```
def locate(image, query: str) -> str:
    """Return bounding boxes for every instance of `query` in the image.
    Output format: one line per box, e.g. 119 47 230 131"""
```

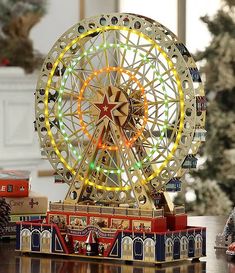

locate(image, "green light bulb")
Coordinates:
90 162 95 169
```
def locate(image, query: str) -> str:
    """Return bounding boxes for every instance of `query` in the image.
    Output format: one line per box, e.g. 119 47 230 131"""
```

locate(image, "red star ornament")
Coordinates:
94 93 119 123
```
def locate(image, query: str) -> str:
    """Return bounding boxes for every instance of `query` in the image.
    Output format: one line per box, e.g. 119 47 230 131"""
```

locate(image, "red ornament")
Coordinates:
94 92 119 123
0 58 10 66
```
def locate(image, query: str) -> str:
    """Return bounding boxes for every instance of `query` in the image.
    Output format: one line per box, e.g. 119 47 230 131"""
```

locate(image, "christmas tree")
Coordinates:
0 0 47 72
176 0 235 215
223 207 235 241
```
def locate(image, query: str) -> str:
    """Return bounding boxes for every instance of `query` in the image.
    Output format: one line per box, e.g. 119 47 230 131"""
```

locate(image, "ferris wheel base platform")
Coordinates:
15 203 206 264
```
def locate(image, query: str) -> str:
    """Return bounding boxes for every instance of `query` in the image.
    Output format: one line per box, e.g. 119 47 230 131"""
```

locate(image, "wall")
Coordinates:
119 0 178 34
30 0 80 55
30 0 118 55
84 0 118 17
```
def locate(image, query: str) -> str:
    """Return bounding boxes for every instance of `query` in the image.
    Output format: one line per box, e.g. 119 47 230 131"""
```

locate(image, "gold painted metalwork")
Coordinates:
35 13 205 210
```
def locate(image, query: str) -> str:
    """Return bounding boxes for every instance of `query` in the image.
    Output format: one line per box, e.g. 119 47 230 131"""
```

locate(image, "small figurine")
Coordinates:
225 208 235 257
223 208 235 242
74 240 79 254
226 242 235 257
65 234 69 243
98 243 105 256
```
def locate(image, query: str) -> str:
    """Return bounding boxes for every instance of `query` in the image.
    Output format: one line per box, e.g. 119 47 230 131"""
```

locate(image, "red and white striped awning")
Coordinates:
85 231 96 244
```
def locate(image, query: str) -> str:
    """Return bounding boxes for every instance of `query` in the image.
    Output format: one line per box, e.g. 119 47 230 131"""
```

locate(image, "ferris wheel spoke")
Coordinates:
61 117 82 132
142 76 161 90
123 44 155 87
59 58 82 82
147 118 166 128
67 128 84 140
62 115 84 128
86 29 103 51
70 71 100 96
46 85 59 93
164 81 178 97
103 72 112 87
148 103 158 113
113 30 141 86
60 97 79 115
62 109 91 117
109 70 117 85
61 113 80 126
153 119 179 132
120 31 131 68
119 51 132 69
64 121 93 140
118 31 155 56
145 121 157 142
59 120 76 136
79 119 96 131
48 102 61 118
70 72 83 90
100 31 112 85
139 136 155 150
78 45 98 73
154 50 171 74
77 68 94 75
62 91 79 99
148 99 179 105
122 59 143 71
93 49 106 71
167 106 179 123
138 63 153 85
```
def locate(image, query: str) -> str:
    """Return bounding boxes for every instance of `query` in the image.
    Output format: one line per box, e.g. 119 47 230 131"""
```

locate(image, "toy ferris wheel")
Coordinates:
16 13 207 263
35 13 205 211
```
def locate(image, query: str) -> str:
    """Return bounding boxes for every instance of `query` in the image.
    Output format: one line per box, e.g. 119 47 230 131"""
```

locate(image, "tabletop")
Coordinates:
0 216 233 273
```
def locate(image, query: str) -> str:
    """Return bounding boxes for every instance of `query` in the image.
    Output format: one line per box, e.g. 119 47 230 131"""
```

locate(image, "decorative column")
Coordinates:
177 0 186 44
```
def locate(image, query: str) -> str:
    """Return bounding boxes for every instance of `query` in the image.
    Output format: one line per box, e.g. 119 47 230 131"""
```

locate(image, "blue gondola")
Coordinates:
165 178 182 192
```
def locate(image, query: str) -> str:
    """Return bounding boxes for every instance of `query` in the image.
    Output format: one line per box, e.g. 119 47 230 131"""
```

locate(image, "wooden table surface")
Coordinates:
0 216 233 273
